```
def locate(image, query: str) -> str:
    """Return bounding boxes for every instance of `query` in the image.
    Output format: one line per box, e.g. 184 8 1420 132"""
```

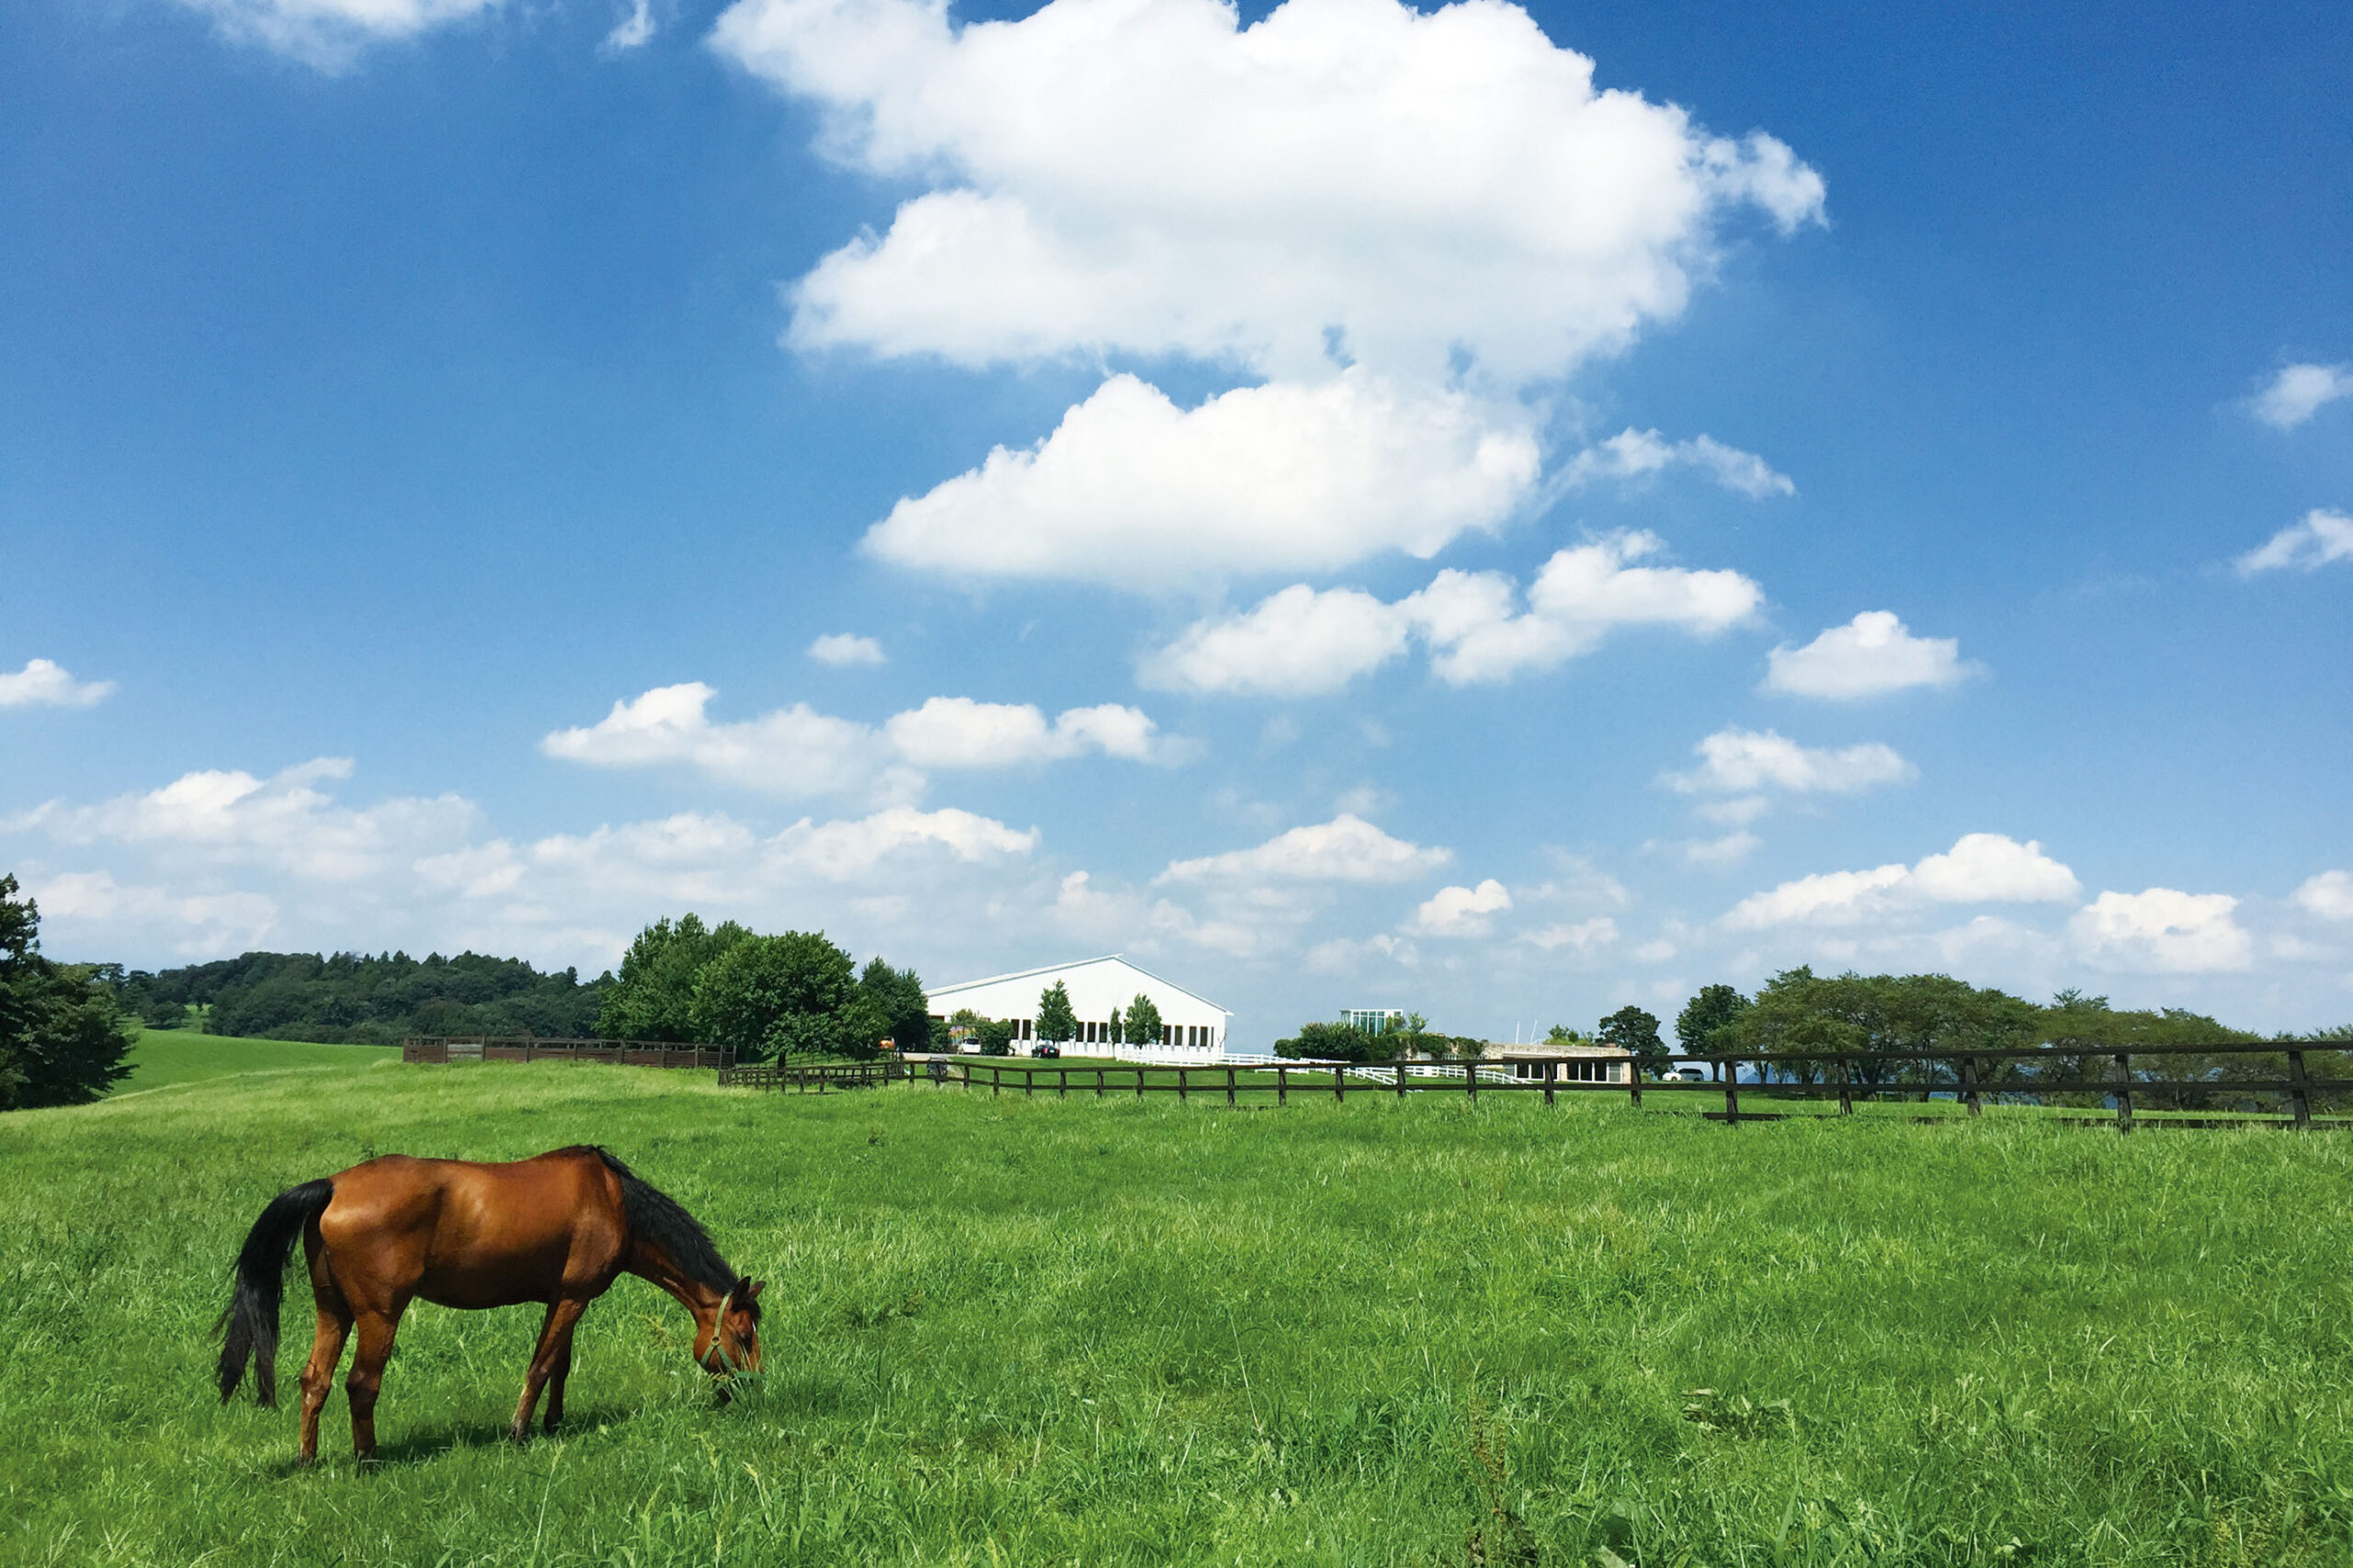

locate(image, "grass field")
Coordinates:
119 1028 401 1093
3 1062 2350 1566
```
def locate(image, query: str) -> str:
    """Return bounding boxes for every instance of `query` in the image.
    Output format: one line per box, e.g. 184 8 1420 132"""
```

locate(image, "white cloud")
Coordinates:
1519 916 1618 953
543 684 904 800
1560 427 1793 498
809 632 886 666
0 659 116 710
718 0 1821 585
1411 879 1511 937
605 0 655 49
541 683 1167 798
2234 509 2353 576
2069 889 2254 973
883 696 1160 766
166 0 498 69
2252 363 2353 430
1680 831 1759 867
1141 585 1409 698
1157 813 1449 885
720 0 1822 381
31 871 280 955
1763 611 1975 699
860 370 1540 585
1722 832 2080 929
2292 870 2353 922
7 758 475 881
1665 726 1914 796
1142 531 1761 695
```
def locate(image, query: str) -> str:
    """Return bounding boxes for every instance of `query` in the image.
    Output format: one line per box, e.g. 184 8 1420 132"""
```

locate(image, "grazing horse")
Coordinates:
215 1145 763 1464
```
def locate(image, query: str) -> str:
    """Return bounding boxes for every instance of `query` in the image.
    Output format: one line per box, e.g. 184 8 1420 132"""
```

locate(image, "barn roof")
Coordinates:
926 954 1231 1017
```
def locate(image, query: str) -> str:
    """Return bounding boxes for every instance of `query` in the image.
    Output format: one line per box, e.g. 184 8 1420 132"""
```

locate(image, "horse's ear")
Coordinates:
743 1279 764 1301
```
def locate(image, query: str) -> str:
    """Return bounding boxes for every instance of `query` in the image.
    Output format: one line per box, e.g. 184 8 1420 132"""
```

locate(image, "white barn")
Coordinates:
925 955 1232 1059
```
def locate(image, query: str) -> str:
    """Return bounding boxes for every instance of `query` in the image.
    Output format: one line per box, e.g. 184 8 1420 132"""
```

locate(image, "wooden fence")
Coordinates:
770 1042 2353 1131
716 1061 892 1092
401 1037 735 1070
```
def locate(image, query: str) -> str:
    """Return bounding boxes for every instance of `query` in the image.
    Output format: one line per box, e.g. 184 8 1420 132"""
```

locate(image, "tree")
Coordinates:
598 915 748 1042
0 874 136 1110
974 1017 1017 1054
1035 981 1077 1049
1123 993 1164 1050
1108 1006 1124 1045
1598 1005 1666 1077
1272 1020 1380 1062
857 958 931 1055
1676 984 1749 1080
1545 1023 1595 1045
688 930 856 1061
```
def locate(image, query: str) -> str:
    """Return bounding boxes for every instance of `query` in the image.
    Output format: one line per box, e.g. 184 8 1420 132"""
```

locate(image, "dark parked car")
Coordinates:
1033 1042 1062 1059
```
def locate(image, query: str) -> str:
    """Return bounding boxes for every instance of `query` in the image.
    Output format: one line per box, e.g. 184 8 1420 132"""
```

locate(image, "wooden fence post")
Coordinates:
2111 1052 2132 1133
1025 1069 1035 1098
1278 1065 1288 1106
1962 1054 1982 1118
1724 1062 1739 1126
1335 1063 1346 1103
1544 1061 1555 1108
2289 1050 2312 1131
1836 1059 1852 1117
1178 1067 1188 1104
1464 1060 1476 1102
1227 1066 1237 1107
1058 1067 1068 1099
1396 1059 1407 1097
1097 1067 1106 1099
1629 1059 1643 1110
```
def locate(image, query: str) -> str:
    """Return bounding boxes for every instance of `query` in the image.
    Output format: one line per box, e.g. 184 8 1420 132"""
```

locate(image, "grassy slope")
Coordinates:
2 1066 2348 1566
119 1028 401 1092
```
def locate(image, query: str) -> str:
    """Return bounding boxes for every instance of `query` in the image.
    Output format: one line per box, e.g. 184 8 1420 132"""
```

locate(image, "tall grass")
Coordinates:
2 1062 2347 1565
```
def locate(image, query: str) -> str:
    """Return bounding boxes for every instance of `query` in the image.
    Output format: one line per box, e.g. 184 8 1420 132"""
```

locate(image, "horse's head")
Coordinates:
698 1278 764 1381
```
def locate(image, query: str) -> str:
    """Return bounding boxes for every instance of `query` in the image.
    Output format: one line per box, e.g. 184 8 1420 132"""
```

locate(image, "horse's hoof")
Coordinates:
293 1453 316 1470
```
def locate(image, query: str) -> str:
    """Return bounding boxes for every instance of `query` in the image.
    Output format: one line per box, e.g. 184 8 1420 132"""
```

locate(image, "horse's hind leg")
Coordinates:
510 1298 588 1442
295 1294 353 1466
345 1304 406 1461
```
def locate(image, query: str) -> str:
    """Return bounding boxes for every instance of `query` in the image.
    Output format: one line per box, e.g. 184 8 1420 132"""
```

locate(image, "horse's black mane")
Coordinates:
590 1149 758 1320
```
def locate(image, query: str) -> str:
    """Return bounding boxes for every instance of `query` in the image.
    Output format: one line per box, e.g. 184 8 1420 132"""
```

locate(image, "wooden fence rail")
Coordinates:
767 1043 2353 1132
401 1037 734 1070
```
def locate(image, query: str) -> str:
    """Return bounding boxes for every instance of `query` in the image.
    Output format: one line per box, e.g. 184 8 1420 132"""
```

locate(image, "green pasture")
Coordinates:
119 1028 400 1093
3 1062 2350 1566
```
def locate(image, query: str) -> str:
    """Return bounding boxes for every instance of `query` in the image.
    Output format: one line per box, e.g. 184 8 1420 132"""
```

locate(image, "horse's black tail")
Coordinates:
216 1178 334 1406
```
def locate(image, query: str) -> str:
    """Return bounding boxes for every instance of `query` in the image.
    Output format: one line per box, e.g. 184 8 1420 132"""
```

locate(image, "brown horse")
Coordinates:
216 1145 763 1463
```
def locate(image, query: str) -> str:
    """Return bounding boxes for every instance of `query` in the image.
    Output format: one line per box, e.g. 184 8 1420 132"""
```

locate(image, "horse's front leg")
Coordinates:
296 1295 353 1466
510 1299 588 1442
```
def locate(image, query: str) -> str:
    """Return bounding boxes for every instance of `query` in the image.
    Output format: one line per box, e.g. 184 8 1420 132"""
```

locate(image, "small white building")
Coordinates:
926 955 1232 1057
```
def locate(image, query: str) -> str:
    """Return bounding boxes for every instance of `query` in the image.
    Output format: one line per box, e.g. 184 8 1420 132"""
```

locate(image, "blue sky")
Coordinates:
4 0 2348 1041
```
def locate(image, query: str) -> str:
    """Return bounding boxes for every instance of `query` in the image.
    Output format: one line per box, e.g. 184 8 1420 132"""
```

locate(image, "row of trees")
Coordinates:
596 915 930 1061
1268 971 2329 1080
1272 1012 1489 1063
1 875 135 1109
115 949 607 1043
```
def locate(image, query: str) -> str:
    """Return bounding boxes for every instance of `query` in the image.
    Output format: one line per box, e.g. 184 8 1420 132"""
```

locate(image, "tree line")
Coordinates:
1271 968 2341 1082
114 948 607 1043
